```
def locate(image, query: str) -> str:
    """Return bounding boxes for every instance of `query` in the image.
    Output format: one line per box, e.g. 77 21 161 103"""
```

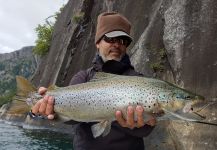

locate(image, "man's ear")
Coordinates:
96 43 100 49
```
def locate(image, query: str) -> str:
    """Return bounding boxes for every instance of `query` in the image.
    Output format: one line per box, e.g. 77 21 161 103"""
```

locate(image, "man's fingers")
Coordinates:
47 114 55 120
38 87 47 95
136 105 144 128
45 96 54 115
38 96 48 115
115 111 127 127
31 99 42 114
126 106 135 129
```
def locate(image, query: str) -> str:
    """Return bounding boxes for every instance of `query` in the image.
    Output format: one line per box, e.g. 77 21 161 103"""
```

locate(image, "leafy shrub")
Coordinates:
33 5 65 56
72 12 84 23
33 24 54 56
0 90 16 107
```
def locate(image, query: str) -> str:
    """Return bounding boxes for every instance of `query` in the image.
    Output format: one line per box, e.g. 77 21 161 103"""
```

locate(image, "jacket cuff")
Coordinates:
28 110 48 120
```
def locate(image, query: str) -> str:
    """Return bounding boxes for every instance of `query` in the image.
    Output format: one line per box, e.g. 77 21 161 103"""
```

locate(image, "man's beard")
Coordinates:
99 48 124 62
99 53 124 62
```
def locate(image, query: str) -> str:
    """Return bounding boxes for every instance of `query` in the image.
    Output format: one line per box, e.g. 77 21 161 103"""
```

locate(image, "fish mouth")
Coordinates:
193 101 216 113
182 100 217 121
191 111 206 120
180 100 207 120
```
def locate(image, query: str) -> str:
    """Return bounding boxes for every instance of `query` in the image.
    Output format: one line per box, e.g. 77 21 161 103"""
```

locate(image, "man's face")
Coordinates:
96 36 128 62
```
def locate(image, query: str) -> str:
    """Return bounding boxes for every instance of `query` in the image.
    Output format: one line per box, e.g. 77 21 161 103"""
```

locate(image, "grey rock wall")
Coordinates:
31 0 217 149
0 46 34 62
0 46 37 95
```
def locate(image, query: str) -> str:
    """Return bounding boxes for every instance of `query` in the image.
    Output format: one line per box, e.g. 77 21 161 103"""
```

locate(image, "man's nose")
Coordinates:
113 41 122 47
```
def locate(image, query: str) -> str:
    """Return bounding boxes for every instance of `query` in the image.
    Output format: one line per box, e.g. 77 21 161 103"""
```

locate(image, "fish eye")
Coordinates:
175 94 182 99
185 95 191 99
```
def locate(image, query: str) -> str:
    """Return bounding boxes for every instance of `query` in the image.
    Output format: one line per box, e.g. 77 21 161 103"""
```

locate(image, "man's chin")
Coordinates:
100 54 123 62
108 56 122 62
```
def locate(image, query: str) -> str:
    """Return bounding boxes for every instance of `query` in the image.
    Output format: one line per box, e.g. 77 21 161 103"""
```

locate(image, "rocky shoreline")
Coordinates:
0 102 74 136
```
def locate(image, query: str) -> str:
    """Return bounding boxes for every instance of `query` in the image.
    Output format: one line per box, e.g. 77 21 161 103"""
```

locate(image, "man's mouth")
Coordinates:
109 49 121 55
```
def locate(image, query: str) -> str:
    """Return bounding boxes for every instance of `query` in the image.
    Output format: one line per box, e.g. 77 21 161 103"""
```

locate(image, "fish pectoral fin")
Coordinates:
63 120 80 125
56 114 71 122
143 112 157 121
162 108 205 122
91 120 112 138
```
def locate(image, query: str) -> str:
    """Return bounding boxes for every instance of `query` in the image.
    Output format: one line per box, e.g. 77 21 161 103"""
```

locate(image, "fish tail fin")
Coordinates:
5 76 37 115
16 76 37 98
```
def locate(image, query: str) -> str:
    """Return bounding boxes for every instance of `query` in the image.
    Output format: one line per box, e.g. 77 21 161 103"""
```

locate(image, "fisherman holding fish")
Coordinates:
30 12 156 150
18 11 208 150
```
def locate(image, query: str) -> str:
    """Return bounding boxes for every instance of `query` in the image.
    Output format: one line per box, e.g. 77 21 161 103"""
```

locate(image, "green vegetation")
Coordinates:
33 5 65 56
149 48 166 72
0 63 5 71
158 48 166 59
0 90 16 107
72 12 84 23
33 24 54 56
0 58 36 106
150 62 164 72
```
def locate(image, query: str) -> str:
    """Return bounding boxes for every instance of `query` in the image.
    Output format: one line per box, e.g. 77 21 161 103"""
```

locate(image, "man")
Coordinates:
31 12 156 150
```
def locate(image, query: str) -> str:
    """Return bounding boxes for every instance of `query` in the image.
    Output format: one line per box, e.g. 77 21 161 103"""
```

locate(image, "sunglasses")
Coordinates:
102 36 131 47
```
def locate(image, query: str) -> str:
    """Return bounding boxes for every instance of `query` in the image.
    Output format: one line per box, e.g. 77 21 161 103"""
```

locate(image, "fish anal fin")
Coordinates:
63 120 80 125
91 120 112 138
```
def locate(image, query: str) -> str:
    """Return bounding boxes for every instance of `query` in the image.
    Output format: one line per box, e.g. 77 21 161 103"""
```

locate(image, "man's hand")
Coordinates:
115 105 156 129
31 87 55 120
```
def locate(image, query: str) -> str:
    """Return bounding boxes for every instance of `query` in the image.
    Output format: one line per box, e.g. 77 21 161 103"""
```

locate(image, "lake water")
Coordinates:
0 120 73 150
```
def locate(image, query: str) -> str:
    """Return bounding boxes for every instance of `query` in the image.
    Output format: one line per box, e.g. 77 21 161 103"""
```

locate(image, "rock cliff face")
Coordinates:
0 46 34 62
31 0 217 149
0 46 37 95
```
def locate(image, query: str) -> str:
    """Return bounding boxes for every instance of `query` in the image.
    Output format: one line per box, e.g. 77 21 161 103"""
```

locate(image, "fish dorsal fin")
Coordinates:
90 72 117 82
47 85 58 91
16 76 37 97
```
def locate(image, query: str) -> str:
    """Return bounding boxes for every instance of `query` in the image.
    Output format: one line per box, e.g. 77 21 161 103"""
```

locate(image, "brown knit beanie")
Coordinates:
95 12 132 44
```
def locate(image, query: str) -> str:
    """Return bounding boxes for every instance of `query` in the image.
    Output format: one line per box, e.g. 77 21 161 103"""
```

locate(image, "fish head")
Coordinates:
171 89 204 109
165 90 206 121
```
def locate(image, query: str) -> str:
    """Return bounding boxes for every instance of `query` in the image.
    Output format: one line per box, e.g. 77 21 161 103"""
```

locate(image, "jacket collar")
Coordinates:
92 54 134 75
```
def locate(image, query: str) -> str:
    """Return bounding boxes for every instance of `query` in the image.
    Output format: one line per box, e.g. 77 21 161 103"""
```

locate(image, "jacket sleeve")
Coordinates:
69 70 88 85
113 121 155 137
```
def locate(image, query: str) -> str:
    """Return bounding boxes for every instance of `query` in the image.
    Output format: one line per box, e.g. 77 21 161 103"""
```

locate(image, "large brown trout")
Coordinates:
16 72 206 138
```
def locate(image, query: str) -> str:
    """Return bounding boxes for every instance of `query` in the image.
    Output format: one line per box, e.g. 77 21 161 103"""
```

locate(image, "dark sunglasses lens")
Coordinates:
103 36 130 46
103 36 114 43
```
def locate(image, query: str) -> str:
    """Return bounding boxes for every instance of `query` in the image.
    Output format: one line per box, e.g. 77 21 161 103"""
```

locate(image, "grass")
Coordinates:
0 90 16 107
